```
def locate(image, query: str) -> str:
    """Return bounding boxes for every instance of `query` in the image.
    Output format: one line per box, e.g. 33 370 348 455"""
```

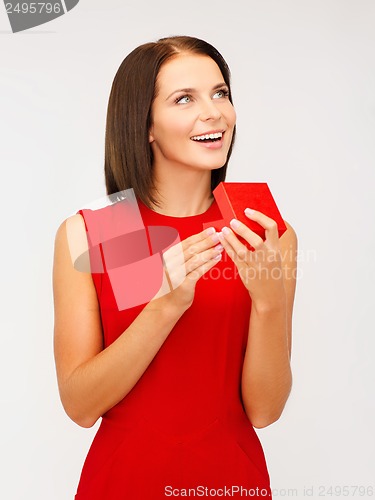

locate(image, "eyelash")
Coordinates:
174 88 230 104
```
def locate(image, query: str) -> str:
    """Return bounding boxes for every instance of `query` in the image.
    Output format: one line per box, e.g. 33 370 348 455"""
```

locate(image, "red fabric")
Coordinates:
74 196 272 499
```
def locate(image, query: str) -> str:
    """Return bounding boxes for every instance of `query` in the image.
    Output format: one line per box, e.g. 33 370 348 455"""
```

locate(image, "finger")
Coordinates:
217 225 257 262
182 226 220 250
186 251 223 285
223 218 264 251
216 230 246 267
171 228 220 272
242 208 280 247
164 240 223 288
163 227 219 275
185 243 224 275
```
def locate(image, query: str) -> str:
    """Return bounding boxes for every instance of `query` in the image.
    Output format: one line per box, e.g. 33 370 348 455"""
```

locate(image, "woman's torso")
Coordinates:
74 194 272 499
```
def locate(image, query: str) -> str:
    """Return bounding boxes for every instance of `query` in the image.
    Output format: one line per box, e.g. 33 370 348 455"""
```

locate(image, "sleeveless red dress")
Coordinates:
74 195 272 499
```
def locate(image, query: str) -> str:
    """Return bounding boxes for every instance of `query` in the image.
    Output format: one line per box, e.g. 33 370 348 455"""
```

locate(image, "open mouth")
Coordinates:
190 131 225 143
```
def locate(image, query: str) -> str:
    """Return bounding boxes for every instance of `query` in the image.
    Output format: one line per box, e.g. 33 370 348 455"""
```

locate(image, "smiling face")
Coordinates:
149 53 236 174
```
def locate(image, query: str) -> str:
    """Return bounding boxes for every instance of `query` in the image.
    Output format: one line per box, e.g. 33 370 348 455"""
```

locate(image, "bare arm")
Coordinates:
53 215 223 428
241 220 297 428
215 214 297 429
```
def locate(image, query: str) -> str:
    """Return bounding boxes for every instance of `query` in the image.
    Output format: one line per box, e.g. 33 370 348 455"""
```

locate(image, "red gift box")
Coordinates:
203 182 287 251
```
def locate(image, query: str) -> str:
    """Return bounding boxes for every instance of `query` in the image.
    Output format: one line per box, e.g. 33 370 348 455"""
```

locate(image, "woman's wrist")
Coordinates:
145 294 186 322
250 295 287 315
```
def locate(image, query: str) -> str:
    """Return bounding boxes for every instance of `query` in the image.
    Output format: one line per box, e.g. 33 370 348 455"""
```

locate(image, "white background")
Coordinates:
1 1 374 498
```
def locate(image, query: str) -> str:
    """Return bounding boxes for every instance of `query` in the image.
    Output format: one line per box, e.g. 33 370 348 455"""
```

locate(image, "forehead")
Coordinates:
156 54 224 94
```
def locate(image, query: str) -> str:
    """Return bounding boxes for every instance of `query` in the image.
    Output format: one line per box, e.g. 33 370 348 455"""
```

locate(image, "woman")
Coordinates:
53 35 297 499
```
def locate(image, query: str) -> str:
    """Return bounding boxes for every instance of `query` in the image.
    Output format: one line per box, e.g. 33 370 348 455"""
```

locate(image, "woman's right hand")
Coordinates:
151 227 224 315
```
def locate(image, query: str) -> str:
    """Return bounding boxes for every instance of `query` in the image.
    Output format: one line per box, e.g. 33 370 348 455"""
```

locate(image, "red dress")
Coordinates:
74 195 272 499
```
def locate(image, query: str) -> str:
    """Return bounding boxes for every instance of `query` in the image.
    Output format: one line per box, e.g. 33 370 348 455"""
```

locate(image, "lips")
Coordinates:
191 132 225 150
190 130 225 140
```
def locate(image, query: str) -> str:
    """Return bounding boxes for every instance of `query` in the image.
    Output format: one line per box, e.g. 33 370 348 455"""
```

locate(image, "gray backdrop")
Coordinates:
1 0 374 498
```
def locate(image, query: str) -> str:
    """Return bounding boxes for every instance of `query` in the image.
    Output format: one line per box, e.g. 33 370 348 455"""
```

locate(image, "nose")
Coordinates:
198 98 222 121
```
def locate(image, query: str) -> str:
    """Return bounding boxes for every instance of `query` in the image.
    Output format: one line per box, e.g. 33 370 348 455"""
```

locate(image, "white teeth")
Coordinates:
191 132 223 141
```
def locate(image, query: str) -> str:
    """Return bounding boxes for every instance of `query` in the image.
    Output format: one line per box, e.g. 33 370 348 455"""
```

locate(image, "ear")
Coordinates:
149 125 154 143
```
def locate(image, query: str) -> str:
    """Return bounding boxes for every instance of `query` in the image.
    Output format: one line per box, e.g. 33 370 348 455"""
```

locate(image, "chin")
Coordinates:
190 161 223 171
196 155 228 169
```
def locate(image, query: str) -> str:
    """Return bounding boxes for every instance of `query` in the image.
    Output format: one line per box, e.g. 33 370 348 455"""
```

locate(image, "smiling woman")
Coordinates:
53 35 297 500
103 36 237 216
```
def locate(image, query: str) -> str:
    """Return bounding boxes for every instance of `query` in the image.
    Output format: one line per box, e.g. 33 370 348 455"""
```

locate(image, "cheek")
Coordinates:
168 110 194 134
227 106 237 126
155 113 192 140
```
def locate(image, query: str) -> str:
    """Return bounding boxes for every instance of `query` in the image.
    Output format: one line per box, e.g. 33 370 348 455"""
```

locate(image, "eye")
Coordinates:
174 88 230 105
214 88 230 99
175 94 192 104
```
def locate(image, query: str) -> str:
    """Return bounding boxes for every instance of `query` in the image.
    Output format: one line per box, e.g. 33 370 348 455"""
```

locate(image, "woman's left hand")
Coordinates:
217 208 286 309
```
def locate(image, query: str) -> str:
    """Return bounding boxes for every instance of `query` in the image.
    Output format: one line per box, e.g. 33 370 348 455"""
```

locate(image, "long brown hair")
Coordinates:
104 35 236 209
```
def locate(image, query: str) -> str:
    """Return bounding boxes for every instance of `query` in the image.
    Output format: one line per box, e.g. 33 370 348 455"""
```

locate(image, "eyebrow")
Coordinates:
165 82 229 101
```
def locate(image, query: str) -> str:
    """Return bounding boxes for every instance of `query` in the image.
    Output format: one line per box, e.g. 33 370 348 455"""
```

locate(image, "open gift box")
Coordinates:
203 182 287 251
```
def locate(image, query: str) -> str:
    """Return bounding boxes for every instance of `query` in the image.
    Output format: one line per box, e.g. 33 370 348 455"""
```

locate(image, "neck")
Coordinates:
150 164 214 217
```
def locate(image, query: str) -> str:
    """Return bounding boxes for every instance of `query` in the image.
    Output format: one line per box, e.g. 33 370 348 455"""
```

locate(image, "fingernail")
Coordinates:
245 208 254 216
211 232 220 243
206 227 215 235
230 218 240 229
222 226 231 235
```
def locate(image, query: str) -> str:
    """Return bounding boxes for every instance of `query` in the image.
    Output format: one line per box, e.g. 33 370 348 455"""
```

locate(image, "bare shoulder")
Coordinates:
55 213 84 238
54 213 87 263
55 213 98 275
